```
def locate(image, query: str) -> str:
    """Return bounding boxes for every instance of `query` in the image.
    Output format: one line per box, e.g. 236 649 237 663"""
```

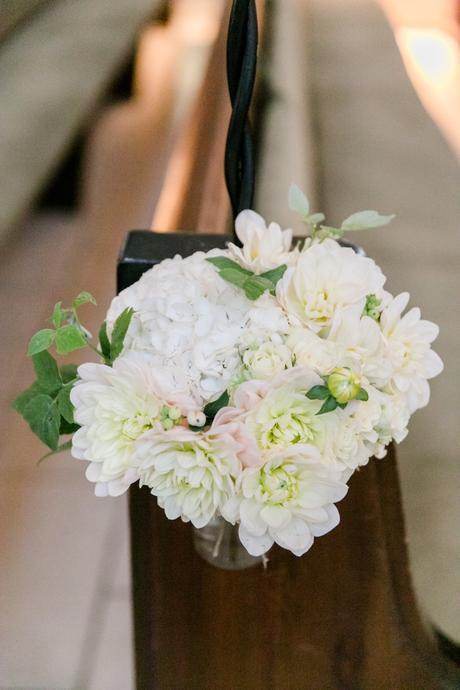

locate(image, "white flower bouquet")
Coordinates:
14 186 443 558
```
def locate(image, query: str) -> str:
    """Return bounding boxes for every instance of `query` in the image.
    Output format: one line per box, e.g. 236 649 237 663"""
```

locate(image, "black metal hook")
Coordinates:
224 0 258 229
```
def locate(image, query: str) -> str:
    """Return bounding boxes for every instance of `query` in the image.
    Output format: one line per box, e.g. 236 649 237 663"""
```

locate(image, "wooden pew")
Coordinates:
0 0 166 241
118 3 460 688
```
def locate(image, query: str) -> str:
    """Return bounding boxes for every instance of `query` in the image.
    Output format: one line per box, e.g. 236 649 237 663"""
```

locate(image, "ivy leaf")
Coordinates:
32 350 62 394
356 388 369 401
99 321 111 362
206 257 253 276
110 307 135 361
51 302 64 328
260 265 287 287
12 381 46 415
341 210 395 231
317 396 338 415
55 324 88 355
27 329 56 356
60 364 78 384
72 291 97 308
22 394 60 450
288 184 310 219
37 440 73 465
306 385 329 401
57 384 75 424
203 390 229 420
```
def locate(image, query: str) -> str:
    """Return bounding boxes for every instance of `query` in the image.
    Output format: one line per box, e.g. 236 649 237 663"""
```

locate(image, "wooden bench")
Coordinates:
0 0 165 241
118 3 460 688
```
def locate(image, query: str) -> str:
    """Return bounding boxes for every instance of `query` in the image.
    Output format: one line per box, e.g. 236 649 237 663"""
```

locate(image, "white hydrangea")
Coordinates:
133 426 240 528
109 252 263 404
227 209 294 273
276 239 385 334
222 446 348 556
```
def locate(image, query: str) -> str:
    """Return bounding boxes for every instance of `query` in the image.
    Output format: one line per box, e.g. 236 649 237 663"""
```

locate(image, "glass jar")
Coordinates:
193 516 262 570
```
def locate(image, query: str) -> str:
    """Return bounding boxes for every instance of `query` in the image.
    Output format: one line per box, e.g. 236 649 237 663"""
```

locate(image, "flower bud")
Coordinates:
187 411 206 428
327 368 362 404
168 406 182 421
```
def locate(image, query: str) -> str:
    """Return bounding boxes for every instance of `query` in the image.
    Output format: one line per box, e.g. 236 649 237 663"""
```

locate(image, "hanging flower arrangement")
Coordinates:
14 186 443 558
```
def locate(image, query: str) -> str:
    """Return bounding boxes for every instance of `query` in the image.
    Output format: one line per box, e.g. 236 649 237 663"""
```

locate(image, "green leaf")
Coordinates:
341 210 395 231
316 225 344 239
59 419 80 435
22 394 60 450
37 440 73 465
51 302 64 328
57 384 75 423
306 385 329 401
206 256 253 276
12 381 46 415
60 364 78 384
72 291 97 308
356 388 369 401
203 390 229 420
317 396 338 415
32 350 62 394
243 274 279 301
110 307 135 361
288 184 310 219
260 264 287 286
219 268 251 290
55 324 88 355
27 329 56 356
99 321 111 362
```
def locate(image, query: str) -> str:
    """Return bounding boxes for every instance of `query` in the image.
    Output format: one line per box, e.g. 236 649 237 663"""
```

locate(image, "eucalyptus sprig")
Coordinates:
288 184 395 242
206 256 287 300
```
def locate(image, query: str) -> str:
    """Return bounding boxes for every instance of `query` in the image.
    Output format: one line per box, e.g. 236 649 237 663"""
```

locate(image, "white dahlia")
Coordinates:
227 209 294 273
380 292 443 412
70 352 194 497
232 368 356 469
327 304 392 387
222 446 348 556
133 426 241 528
276 239 385 333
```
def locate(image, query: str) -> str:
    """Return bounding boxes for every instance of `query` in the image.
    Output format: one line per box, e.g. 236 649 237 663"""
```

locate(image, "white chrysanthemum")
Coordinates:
327 305 392 387
380 292 443 412
276 239 385 333
133 426 240 528
70 352 193 496
227 209 294 273
222 446 348 556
